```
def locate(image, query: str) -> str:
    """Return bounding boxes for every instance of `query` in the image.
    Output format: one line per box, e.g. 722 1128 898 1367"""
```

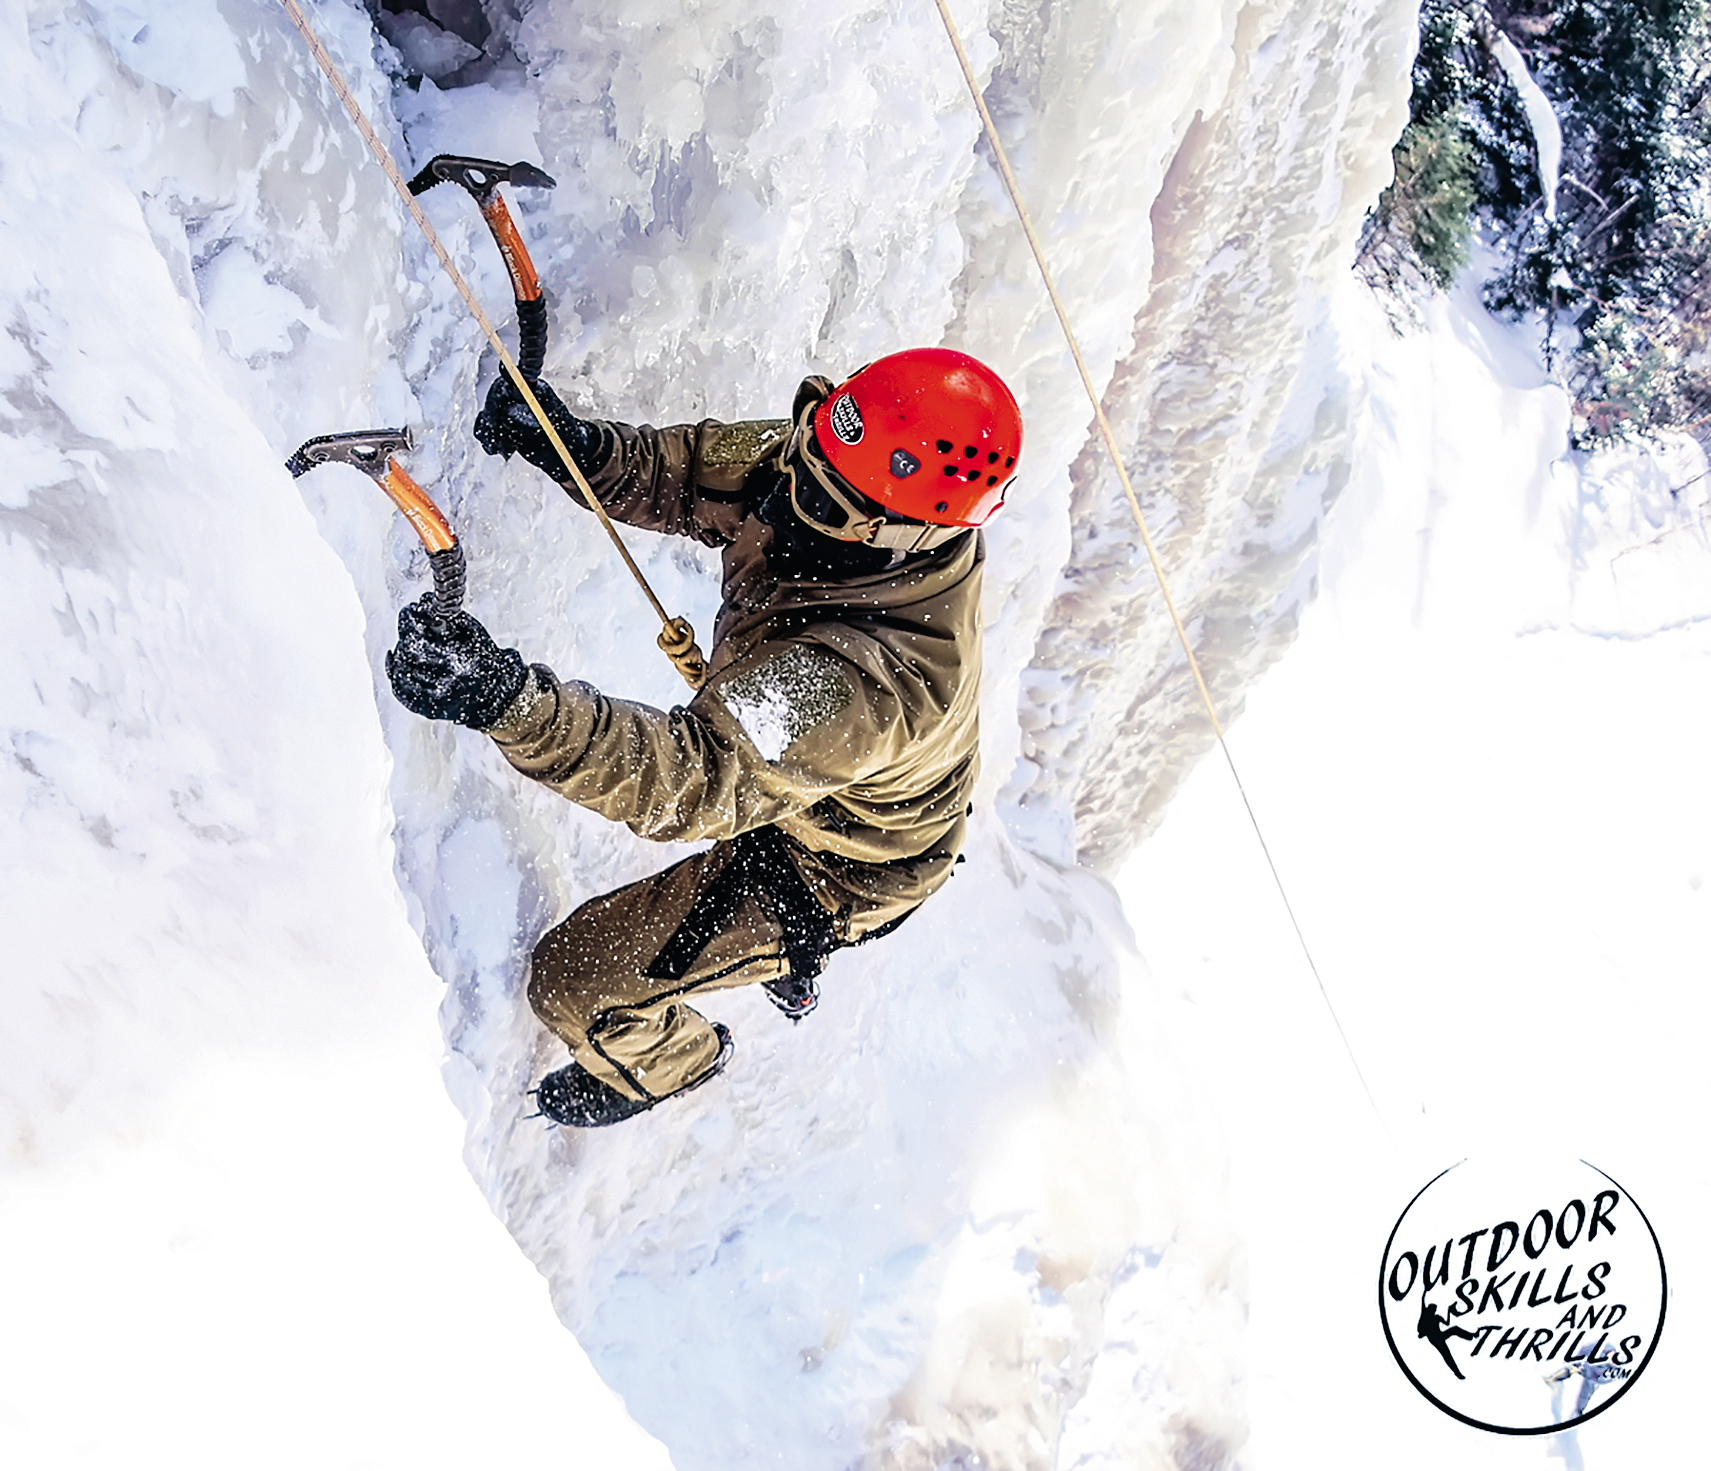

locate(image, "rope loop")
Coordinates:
657 617 708 687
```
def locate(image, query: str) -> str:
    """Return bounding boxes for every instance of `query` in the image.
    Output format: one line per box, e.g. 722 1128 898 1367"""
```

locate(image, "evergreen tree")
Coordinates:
1363 114 1478 289
1366 0 1711 447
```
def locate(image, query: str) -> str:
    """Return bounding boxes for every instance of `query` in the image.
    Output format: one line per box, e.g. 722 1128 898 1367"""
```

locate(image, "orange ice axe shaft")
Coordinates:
286 427 466 616
407 154 556 378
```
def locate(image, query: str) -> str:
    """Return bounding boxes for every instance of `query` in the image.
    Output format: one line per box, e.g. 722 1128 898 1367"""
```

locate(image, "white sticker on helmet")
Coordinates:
828 393 863 445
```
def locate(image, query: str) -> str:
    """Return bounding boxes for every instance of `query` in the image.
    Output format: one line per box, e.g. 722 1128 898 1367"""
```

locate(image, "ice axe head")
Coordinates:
406 154 556 204
284 425 458 569
285 426 465 614
285 427 414 481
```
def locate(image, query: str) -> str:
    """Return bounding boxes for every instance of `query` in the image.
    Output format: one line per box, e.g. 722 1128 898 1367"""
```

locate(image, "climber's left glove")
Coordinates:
386 597 528 730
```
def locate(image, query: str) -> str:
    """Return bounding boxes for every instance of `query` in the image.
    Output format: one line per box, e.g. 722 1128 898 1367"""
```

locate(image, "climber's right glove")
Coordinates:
473 374 600 483
386 597 528 730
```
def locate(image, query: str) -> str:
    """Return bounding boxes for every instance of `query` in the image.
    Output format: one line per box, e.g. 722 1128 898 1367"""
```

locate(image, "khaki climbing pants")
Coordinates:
528 836 807 1103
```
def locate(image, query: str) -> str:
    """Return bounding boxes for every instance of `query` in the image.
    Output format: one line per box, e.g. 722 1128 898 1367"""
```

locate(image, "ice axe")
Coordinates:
286 427 466 618
408 154 556 379
276 10 706 690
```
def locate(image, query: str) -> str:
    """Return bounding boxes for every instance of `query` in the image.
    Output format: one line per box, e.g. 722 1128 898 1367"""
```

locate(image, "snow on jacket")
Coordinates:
483 378 983 938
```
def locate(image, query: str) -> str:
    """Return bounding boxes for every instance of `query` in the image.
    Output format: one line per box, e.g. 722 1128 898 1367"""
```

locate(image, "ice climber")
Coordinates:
385 349 1023 1126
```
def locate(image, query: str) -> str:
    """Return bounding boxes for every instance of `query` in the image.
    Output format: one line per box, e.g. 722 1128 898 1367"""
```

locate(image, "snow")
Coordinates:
1121 267 1710 1468
720 643 851 763
0 0 670 1463
4 0 1700 1468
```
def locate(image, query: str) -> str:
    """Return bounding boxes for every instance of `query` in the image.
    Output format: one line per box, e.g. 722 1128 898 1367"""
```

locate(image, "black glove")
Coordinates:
385 598 528 730
473 374 600 482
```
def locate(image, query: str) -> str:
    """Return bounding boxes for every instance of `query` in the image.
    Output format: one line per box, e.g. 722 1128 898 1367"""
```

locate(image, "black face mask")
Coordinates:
756 459 899 581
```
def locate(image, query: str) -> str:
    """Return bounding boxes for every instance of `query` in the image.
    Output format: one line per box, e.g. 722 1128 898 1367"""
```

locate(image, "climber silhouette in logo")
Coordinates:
1417 1300 1478 1379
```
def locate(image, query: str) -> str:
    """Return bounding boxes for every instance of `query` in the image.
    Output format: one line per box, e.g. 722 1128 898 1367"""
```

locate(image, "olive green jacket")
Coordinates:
484 380 983 937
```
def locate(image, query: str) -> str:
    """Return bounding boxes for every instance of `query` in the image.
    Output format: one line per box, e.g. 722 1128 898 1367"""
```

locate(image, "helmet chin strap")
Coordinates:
784 404 970 554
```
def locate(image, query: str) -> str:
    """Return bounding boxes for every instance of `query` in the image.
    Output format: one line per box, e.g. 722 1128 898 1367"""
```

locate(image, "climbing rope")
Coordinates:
931 0 1383 1123
276 0 706 688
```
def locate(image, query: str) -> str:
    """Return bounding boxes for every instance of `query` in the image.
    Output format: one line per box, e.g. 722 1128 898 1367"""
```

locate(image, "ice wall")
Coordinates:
397 1 1416 1466
2 0 416 1175
3 0 1417 1467
1008 0 1418 870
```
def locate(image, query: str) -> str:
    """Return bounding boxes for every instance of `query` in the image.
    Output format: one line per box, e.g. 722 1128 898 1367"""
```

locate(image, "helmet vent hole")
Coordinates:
986 476 998 486
936 439 953 454
935 501 950 515
942 465 958 477
964 469 980 482
1005 456 1015 468
963 446 977 458
987 451 999 463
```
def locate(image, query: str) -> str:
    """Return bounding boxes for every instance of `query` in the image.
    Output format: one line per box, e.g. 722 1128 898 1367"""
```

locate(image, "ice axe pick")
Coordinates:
286 427 466 618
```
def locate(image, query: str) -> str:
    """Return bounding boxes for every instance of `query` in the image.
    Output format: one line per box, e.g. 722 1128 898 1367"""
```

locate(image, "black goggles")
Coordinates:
782 403 967 554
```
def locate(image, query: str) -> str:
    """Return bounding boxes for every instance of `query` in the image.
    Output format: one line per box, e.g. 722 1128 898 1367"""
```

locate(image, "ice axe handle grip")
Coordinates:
516 296 547 381
427 543 466 619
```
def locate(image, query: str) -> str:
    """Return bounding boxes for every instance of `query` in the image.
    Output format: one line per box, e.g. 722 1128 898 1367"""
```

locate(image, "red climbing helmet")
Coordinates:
812 348 1022 528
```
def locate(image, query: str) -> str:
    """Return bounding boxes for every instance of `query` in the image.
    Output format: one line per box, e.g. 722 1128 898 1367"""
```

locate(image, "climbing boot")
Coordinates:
762 974 819 1022
532 1023 733 1128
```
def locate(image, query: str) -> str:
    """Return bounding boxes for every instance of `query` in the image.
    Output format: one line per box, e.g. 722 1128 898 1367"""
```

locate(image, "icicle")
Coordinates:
1490 33 1563 221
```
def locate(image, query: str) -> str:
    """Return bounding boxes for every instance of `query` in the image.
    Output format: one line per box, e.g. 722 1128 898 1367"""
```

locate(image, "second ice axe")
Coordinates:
286 427 466 617
408 154 556 379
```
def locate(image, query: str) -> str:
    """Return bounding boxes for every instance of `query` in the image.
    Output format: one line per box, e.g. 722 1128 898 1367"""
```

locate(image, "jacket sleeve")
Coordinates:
568 417 790 547
482 634 914 844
